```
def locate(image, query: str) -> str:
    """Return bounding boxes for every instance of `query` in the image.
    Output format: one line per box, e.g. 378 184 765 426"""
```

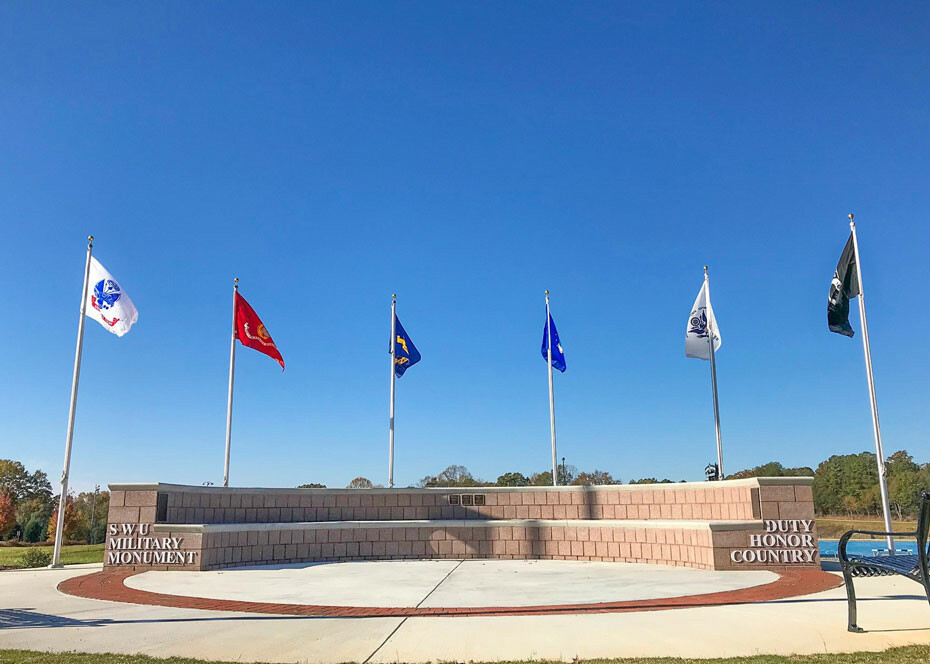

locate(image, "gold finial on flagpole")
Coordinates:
88 235 94 244
704 265 708 273
849 213 854 221
545 290 549 295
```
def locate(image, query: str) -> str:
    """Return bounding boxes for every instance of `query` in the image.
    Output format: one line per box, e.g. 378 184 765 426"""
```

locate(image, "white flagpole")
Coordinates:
51 235 94 568
222 278 238 488
546 290 558 486
704 266 724 480
849 214 894 551
389 294 397 488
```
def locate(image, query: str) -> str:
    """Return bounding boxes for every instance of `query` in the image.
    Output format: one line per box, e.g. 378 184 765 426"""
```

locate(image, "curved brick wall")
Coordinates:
105 479 819 573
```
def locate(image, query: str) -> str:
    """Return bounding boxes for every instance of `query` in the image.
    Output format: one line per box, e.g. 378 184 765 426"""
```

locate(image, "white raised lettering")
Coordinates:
121 524 136 535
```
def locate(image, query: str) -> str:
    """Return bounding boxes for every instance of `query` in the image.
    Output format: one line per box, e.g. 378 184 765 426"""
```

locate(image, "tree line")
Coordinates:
714 451 930 518
0 459 108 544
301 450 930 519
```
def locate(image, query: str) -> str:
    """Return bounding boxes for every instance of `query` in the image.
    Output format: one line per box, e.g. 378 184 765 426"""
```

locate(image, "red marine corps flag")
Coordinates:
235 292 285 369
222 279 285 487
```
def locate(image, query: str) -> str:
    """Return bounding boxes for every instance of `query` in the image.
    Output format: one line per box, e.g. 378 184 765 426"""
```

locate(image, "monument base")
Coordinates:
104 478 820 572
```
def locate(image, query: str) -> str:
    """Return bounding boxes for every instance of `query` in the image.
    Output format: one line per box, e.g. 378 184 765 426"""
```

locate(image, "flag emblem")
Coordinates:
242 322 275 347
91 279 121 312
688 310 709 338
91 279 123 327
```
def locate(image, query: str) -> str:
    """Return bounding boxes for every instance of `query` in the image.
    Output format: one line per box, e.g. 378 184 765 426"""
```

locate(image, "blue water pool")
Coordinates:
819 539 920 559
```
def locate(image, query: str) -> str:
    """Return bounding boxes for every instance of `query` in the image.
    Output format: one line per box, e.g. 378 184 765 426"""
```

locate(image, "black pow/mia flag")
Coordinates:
828 233 859 337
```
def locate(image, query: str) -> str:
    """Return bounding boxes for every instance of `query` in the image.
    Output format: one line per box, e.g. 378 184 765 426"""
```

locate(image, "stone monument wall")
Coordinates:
105 478 819 572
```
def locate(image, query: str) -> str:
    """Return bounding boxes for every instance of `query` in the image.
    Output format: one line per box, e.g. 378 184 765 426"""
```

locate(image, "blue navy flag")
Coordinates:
392 314 421 377
541 313 566 372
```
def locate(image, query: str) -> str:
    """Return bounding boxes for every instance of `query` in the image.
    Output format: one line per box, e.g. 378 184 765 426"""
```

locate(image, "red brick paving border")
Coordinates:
58 568 843 618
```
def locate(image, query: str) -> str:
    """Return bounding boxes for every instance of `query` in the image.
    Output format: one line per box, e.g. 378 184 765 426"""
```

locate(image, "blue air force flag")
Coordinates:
392 314 421 377
685 281 721 360
541 312 566 372
85 257 138 337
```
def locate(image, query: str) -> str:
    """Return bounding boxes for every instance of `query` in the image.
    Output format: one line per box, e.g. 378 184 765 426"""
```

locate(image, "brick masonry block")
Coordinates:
108 506 140 523
760 501 780 520
759 485 797 502
776 501 815 519
125 491 158 507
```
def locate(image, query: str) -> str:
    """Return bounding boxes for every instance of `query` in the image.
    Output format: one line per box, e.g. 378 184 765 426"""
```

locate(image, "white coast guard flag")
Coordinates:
685 281 721 360
85 257 138 337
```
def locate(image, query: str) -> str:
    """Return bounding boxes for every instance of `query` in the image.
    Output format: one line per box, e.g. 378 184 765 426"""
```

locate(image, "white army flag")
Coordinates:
85 257 138 337
685 281 720 360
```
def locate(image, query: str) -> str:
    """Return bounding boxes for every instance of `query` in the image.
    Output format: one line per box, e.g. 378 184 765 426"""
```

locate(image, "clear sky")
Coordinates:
1 2 928 493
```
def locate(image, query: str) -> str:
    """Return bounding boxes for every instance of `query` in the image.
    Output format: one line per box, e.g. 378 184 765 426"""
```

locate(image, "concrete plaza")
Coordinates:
2 561 930 662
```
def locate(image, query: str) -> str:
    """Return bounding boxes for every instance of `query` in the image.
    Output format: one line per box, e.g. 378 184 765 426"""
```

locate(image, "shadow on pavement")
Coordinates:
0 608 378 629
0 609 115 629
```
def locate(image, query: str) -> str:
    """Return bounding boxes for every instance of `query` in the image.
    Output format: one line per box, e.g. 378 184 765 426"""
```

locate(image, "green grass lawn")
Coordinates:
0 544 104 568
1 647 930 663
816 517 917 540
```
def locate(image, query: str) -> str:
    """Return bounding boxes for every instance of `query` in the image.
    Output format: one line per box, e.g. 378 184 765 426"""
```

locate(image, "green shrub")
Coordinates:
24 518 46 543
17 548 51 568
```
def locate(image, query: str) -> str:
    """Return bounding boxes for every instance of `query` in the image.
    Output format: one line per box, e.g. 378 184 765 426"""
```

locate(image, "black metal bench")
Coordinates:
839 491 930 632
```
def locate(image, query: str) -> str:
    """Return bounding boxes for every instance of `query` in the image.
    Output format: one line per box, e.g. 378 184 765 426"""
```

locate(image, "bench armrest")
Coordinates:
842 529 917 539
837 529 919 564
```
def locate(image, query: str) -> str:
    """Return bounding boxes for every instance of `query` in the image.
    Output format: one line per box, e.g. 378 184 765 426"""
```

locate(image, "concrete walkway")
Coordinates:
2 562 930 662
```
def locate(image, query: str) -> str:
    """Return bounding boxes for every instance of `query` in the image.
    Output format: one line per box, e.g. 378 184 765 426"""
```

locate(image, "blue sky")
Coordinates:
1 2 928 493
